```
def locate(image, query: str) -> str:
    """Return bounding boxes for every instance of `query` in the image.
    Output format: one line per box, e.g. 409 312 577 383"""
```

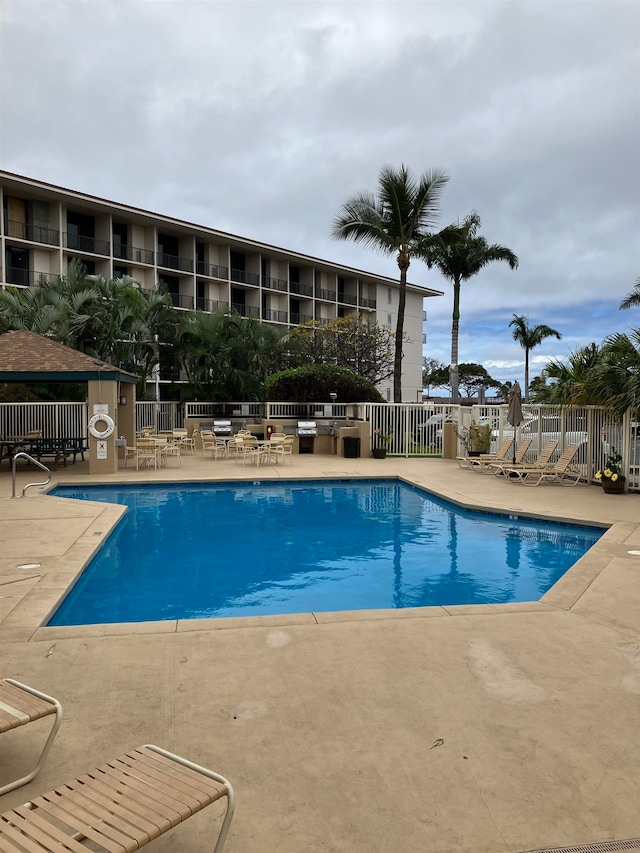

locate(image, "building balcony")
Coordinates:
4 268 60 287
196 261 229 279
360 297 377 309
6 220 59 246
195 296 227 312
263 308 288 322
157 252 194 273
338 293 358 305
114 244 155 265
231 302 260 318
290 282 313 297
316 288 336 301
290 312 313 325
64 233 111 255
230 268 260 286
262 276 288 292
168 292 194 309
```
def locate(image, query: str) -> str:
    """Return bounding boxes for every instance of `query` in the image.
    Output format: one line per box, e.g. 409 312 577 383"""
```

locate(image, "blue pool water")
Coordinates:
47 480 603 625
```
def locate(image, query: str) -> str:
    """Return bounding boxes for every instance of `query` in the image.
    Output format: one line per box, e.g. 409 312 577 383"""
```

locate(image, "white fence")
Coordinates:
0 402 87 439
1 400 637 490
362 402 637 489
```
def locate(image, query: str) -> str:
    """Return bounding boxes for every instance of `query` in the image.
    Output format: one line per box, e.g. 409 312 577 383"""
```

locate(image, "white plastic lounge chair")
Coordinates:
502 443 582 486
0 678 62 796
0 744 234 853
491 439 558 478
456 437 513 470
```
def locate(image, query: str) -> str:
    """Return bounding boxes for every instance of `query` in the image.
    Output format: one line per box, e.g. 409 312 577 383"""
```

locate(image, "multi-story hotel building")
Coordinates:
0 171 441 401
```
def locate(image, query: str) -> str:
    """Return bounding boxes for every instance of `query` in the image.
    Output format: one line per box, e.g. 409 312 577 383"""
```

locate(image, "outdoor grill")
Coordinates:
212 419 232 435
296 421 317 436
297 420 317 454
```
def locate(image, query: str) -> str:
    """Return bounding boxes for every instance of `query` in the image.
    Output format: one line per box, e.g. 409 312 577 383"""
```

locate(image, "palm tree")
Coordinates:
620 278 640 310
509 314 562 401
418 211 518 403
332 164 449 402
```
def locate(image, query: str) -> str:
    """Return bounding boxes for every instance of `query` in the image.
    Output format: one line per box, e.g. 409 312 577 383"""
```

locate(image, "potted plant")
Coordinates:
595 448 626 493
372 428 393 458
456 420 492 456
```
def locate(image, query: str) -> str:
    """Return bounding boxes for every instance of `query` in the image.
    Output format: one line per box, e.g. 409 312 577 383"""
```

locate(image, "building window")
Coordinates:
386 388 391 402
387 314 392 327
387 288 392 304
113 264 129 279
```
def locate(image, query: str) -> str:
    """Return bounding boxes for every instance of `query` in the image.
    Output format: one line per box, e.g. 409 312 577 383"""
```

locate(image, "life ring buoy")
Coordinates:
88 413 115 440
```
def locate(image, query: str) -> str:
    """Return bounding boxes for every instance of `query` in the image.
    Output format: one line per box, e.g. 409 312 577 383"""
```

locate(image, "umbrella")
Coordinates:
507 381 524 464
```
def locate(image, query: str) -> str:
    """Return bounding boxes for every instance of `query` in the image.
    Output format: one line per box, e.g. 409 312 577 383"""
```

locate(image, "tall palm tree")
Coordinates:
509 314 562 401
332 164 449 402
619 278 640 310
418 211 518 403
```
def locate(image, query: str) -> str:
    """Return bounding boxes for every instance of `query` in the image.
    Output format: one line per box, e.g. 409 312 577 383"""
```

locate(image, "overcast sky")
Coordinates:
1 0 639 389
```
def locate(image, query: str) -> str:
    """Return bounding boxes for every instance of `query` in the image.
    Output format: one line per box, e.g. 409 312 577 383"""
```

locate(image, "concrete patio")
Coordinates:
0 450 638 852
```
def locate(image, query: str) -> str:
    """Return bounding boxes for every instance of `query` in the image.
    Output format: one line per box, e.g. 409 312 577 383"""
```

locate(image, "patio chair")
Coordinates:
490 439 558 478
160 441 181 467
135 439 160 470
456 436 513 470
268 435 294 465
0 744 234 853
202 431 227 460
501 443 583 486
0 678 62 796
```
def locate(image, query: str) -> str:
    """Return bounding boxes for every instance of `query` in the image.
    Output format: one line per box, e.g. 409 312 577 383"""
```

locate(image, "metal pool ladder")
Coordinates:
11 452 51 498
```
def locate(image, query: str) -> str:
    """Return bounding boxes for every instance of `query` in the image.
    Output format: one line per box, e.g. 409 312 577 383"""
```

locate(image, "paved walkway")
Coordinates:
1 451 638 852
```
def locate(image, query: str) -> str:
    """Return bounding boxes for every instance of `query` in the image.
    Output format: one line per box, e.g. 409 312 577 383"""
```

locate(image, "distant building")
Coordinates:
0 171 442 401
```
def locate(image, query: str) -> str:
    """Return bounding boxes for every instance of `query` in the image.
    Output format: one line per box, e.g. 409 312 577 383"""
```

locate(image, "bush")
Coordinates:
266 364 385 403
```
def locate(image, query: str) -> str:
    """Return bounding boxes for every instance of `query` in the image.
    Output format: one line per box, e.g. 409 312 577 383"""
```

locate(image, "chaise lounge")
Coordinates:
0 744 235 852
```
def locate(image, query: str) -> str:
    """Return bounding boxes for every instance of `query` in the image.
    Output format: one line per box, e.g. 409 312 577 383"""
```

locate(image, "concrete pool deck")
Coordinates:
0 452 638 852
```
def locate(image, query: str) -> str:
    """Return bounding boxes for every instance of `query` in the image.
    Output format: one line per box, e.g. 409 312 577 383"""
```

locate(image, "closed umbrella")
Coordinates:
507 381 524 464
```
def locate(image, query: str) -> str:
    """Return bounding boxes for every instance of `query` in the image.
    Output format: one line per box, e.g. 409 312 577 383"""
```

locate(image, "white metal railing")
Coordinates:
1 400 636 489
135 402 181 433
0 402 87 440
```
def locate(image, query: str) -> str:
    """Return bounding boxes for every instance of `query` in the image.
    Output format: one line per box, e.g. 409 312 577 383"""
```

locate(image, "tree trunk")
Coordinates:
394 254 408 403
450 278 461 404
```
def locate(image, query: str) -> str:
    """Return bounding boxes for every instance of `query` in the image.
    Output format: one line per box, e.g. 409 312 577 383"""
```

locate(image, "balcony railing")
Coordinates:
316 288 336 301
195 297 227 312
6 220 59 246
4 269 60 287
169 292 194 309
290 313 313 325
231 302 260 318
157 252 194 273
315 317 332 325
290 282 313 297
196 261 229 279
114 244 155 264
262 276 288 292
230 268 260 286
338 293 358 305
64 233 111 255
263 308 288 322
360 297 377 309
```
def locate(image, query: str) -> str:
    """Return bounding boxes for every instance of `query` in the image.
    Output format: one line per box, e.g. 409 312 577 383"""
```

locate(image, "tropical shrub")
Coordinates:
266 364 385 402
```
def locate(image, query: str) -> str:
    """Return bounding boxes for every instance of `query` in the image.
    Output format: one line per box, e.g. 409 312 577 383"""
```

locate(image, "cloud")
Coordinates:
1 0 638 389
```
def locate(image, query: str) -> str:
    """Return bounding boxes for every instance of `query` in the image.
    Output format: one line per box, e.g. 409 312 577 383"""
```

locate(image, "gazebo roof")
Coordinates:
0 330 137 383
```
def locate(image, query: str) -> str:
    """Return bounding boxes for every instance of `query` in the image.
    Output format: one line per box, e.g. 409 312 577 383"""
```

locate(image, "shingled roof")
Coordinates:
0 330 137 382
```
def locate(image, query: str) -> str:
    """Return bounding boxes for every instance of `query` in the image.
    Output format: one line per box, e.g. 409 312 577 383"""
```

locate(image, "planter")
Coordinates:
602 477 626 494
372 448 387 459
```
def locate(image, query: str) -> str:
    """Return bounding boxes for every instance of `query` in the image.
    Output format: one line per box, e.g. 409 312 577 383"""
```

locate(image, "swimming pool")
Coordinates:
47 480 603 625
